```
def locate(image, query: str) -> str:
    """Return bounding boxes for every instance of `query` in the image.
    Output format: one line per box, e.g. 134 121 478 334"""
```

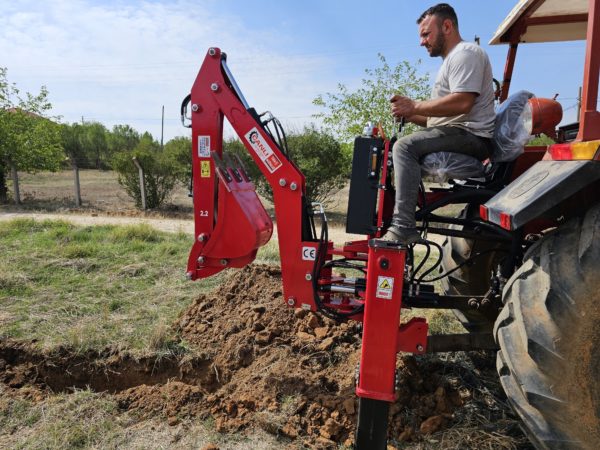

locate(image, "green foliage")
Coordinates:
80 121 108 169
163 135 192 186
107 124 140 154
528 134 555 146
313 54 430 142
0 67 63 202
226 126 349 204
112 134 180 209
62 122 140 170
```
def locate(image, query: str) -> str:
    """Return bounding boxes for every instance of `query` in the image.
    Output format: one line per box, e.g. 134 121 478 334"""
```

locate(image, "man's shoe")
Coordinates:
381 226 421 245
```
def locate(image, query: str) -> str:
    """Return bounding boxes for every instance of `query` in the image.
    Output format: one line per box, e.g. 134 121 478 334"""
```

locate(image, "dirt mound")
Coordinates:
120 265 519 448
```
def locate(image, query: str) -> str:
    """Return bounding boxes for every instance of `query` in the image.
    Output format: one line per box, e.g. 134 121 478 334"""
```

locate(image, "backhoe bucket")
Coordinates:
187 152 273 279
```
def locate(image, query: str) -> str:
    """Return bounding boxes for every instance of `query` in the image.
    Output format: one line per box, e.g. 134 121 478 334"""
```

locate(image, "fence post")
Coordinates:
71 157 82 207
132 157 147 210
10 162 21 205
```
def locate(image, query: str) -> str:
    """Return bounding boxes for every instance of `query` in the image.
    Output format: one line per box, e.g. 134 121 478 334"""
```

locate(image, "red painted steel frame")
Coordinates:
356 243 428 401
187 48 430 406
499 0 600 142
186 48 317 312
578 0 600 142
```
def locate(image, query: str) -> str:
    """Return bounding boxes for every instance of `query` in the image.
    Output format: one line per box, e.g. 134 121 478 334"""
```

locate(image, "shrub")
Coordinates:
112 134 179 209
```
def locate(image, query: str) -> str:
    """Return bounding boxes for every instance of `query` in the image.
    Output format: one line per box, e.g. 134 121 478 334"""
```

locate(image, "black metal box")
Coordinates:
346 136 385 235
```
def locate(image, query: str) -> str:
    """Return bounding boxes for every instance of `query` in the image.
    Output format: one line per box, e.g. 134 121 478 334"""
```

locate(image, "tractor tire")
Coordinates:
494 204 600 449
440 206 508 332
354 398 389 450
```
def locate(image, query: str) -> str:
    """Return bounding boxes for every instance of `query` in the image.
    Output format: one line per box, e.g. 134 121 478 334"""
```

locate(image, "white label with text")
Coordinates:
198 136 211 158
244 127 282 173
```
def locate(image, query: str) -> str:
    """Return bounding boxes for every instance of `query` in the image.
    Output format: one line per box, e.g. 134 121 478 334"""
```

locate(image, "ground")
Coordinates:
0 170 532 449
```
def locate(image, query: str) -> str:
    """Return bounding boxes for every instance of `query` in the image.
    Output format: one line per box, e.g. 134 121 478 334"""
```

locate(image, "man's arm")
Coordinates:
391 92 477 122
406 115 428 127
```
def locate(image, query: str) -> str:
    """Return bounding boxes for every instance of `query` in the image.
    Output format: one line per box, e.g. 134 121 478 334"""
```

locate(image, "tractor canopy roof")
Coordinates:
490 0 589 45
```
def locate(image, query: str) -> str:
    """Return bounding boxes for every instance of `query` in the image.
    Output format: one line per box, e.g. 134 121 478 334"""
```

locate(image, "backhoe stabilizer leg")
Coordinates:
355 240 428 449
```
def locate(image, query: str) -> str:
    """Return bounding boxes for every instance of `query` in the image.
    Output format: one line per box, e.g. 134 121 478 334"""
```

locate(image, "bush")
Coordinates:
112 135 180 209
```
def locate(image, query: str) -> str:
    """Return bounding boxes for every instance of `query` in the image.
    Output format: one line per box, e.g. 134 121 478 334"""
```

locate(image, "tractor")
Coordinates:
181 0 600 448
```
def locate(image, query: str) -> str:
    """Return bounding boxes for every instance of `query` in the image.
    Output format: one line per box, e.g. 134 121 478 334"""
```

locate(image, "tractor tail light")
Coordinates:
548 140 600 160
500 212 512 230
480 205 489 221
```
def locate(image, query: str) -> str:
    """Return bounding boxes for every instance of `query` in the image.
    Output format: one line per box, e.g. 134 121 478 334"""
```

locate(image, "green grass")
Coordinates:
0 219 224 353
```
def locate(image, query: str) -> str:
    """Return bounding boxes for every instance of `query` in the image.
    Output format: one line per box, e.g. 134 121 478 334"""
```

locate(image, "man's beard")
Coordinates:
429 33 445 57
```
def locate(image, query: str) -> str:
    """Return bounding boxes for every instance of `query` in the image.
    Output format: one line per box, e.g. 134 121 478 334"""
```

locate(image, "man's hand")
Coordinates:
390 95 416 118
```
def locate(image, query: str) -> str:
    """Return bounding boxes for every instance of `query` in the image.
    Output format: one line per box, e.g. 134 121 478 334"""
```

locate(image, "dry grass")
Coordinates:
0 386 285 450
3 170 193 217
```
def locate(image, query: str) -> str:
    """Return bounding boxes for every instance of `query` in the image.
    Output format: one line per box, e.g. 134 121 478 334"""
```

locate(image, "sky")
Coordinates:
0 0 587 142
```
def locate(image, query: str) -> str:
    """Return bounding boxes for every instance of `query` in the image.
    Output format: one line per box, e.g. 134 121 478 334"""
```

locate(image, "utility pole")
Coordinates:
161 105 164 150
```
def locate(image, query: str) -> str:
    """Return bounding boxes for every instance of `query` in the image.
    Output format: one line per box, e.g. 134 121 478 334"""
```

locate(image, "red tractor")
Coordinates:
181 0 600 448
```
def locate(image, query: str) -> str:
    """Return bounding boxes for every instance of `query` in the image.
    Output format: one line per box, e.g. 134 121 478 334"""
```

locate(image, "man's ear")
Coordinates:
442 18 452 35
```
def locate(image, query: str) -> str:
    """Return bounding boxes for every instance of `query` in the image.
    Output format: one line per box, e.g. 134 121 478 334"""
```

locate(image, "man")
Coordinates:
383 3 495 244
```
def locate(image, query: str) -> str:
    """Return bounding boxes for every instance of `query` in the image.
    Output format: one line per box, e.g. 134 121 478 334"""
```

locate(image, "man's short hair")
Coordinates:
417 3 459 28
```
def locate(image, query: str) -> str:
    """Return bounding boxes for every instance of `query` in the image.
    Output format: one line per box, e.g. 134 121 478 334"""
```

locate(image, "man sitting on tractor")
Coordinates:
383 3 496 244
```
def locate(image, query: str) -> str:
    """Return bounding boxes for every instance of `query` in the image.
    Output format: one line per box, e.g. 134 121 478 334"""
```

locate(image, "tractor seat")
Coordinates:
419 90 534 183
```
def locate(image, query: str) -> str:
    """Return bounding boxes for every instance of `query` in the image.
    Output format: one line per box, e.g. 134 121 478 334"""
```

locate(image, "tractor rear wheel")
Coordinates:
440 206 508 332
494 204 600 449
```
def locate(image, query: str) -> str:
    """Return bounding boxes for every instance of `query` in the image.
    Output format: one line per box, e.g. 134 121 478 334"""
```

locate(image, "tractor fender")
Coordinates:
483 160 600 230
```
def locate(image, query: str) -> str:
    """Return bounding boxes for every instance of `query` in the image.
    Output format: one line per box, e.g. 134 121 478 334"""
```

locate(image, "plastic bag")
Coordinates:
421 152 485 183
491 90 534 162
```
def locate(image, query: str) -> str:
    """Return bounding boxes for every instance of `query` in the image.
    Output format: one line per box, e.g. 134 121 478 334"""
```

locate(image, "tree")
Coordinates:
0 67 63 203
112 133 179 209
313 54 430 143
81 121 108 169
163 136 192 187
107 124 140 155
61 123 85 165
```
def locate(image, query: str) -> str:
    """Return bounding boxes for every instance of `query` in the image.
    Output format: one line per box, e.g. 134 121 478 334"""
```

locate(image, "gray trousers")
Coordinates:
392 126 493 228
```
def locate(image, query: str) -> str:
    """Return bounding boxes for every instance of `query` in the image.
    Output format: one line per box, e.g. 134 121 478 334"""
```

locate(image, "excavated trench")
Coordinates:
0 341 217 394
0 265 530 448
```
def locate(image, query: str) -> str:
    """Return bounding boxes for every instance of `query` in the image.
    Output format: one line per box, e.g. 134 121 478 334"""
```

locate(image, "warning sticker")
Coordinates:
244 127 282 173
200 161 211 178
376 276 394 299
198 136 210 158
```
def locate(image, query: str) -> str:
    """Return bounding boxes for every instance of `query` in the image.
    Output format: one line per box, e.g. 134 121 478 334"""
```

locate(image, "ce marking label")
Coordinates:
302 246 316 261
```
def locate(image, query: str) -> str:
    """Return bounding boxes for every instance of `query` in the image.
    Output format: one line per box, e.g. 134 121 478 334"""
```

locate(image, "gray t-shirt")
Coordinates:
427 41 495 138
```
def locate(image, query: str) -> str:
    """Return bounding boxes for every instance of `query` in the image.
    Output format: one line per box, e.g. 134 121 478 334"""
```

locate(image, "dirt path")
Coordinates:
0 211 445 246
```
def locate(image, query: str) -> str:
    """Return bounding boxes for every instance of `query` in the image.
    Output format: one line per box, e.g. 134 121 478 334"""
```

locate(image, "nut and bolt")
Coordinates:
197 256 205 264
197 233 207 242
279 178 287 187
208 47 217 56
416 344 424 352
287 297 296 306
305 273 312 281
191 104 199 112
210 83 219 92
220 259 228 266
185 271 193 280
290 182 298 191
